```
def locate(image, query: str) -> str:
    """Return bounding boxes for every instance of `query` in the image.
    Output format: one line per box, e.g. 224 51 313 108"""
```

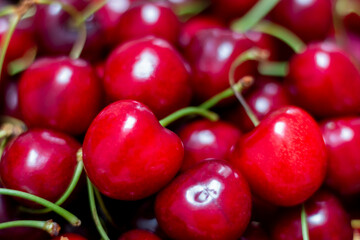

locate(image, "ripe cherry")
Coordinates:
82 100 184 200
155 160 252 240
118 229 161 240
230 106 327 206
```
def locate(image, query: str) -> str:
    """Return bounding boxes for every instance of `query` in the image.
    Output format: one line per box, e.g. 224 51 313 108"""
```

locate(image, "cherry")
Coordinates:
114 2 181 45
118 229 161 240
52 233 87 240
82 100 184 200
185 28 256 103
18 56 103 136
155 160 252 240
230 106 327 206
269 0 332 43
271 191 353 240
177 119 241 171
103 37 192 118
0 128 80 207
320 117 360 195
210 0 258 21
285 42 360 118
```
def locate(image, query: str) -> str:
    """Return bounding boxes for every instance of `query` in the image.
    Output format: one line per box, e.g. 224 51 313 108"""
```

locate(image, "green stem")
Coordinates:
159 107 219 127
352 219 360 229
94 188 117 228
231 0 280 33
0 188 81 226
0 220 60 236
7 47 37 76
251 20 306 53
258 61 288 77
87 178 110 240
301 204 310 240
0 5 16 17
175 1 210 19
0 14 20 80
75 0 107 26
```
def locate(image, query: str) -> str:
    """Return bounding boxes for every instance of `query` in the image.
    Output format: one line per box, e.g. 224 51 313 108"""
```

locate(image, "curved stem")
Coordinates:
159 107 219 127
231 0 280 33
0 188 81 226
301 204 310 240
75 0 107 26
251 20 306 53
175 1 210 19
0 5 16 17
7 46 37 76
0 220 60 236
94 188 116 228
87 178 110 240
258 61 288 77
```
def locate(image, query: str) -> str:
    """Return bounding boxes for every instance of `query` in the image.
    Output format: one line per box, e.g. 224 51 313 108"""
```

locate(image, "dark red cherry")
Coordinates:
185 28 256 103
240 222 269 240
104 37 192 118
83 100 184 200
114 2 180 45
118 229 161 240
18 56 103 135
271 191 353 240
210 0 258 20
320 117 360 195
177 119 241 171
230 106 327 206
269 0 332 43
285 42 360 117
155 160 252 240
52 233 87 240
0 79 22 119
0 129 80 206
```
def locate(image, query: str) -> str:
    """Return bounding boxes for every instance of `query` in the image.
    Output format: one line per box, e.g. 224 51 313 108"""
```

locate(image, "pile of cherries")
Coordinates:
0 0 360 239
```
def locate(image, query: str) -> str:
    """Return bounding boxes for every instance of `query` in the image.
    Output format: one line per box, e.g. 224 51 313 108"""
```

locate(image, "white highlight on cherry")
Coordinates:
315 52 330 69
141 4 160 24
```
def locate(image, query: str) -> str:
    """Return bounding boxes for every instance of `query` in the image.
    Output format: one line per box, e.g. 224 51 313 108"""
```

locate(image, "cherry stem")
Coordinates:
21 149 84 214
231 0 280 33
0 5 16 17
75 0 107 26
229 48 268 127
87 178 110 240
332 0 347 47
94 188 116 228
258 61 288 77
250 20 306 53
301 204 310 240
7 46 37 76
352 219 360 229
175 0 210 19
159 107 219 127
0 220 60 236
0 188 81 226
336 0 360 17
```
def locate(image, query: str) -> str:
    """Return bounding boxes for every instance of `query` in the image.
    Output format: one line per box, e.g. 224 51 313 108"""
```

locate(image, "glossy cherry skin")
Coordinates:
177 119 241 171
230 106 327 206
83 100 184 200
271 191 353 240
269 0 332 43
320 117 360 195
185 28 256 103
52 233 87 240
18 57 103 135
104 37 192 118
118 229 161 240
155 160 252 240
115 2 180 45
0 129 80 206
210 0 258 20
285 42 360 118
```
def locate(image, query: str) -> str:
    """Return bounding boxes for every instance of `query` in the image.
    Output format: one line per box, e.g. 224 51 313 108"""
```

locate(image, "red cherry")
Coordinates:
320 117 360 195
269 0 332 43
155 160 252 240
104 37 192 118
177 119 241 171
18 56 103 135
285 42 360 117
118 229 161 240
82 100 184 200
230 106 327 206
52 233 87 240
0 129 80 206
271 191 353 240
114 2 180 45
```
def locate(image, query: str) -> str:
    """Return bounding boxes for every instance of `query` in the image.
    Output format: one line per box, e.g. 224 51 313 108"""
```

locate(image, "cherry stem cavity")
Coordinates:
0 220 60 236
301 204 310 240
258 61 289 77
231 0 280 33
0 188 81 226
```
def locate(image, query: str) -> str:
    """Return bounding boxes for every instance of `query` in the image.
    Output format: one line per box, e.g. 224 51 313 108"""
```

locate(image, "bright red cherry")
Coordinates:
0 129 80 206
52 233 87 240
114 2 181 45
230 106 327 206
155 160 252 240
271 191 353 240
82 100 184 200
18 56 103 136
285 42 360 118
320 117 360 195
210 0 258 20
177 119 241 171
118 229 161 240
270 0 332 43
104 37 192 118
